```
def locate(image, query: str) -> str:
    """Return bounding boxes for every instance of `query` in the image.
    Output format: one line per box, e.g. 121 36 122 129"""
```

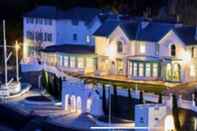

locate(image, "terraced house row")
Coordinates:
23 6 197 83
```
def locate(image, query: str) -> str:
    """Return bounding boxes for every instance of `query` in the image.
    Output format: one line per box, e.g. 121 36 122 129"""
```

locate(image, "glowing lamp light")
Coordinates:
164 115 175 131
15 42 20 51
182 51 191 63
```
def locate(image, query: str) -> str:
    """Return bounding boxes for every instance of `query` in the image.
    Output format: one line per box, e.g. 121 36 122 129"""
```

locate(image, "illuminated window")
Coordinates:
133 62 138 77
59 56 63 66
86 58 94 68
190 65 196 77
77 57 84 68
145 63 151 77
170 44 176 57
117 41 123 53
70 57 76 68
140 42 146 54
128 62 132 76
152 63 158 77
64 56 69 67
139 63 144 77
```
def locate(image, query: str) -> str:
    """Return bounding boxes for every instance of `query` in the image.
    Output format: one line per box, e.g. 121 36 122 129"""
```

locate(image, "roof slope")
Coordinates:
24 6 67 19
24 6 101 21
173 26 197 45
93 20 120 37
41 44 95 54
137 22 174 42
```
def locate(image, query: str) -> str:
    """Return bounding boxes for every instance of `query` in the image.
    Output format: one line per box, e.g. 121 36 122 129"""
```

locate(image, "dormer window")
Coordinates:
117 41 123 53
170 44 176 57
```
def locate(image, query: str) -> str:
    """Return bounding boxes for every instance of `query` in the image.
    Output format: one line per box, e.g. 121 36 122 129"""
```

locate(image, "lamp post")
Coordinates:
15 41 20 82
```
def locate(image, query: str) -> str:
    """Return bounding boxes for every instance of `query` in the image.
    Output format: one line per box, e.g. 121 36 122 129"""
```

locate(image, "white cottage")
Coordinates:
94 20 197 83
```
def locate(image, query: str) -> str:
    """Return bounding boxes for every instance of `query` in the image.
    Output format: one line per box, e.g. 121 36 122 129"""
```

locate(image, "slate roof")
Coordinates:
93 20 120 37
41 44 95 54
173 26 197 45
24 6 101 22
137 22 175 42
94 20 174 42
24 6 67 19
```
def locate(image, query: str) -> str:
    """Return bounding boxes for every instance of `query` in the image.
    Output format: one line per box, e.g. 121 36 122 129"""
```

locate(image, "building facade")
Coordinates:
94 20 197 82
23 6 102 59
22 6 197 83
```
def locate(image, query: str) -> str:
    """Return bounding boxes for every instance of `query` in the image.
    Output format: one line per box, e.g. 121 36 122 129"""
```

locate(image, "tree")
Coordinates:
158 93 163 104
139 91 144 104
172 94 181 130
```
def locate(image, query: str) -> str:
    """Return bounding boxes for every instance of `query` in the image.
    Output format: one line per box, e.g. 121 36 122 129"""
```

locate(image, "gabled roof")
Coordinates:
41 44 95 54
24 6 67 19
137 22 175 42
93 20 120 37
94 20 175 42
173 26 197 46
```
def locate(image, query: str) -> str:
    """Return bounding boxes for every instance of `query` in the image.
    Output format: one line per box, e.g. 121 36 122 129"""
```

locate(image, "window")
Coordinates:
35 18 39 24
26 18 29 24
133 62 138 77
128 62 132 76
48 19 52 25
190 65 196 77
44 33 52 42
139 63 144 77
35 32 43 41
77 57 84 68
140 42 146 54
145 63 151 77
64 56 69 67
44 19 52 25
26 31 34 40
73 34 77 41
155 44 159 56
59 56 63 66
152 63 158 77
86 35 91 43
47 33 52 42
70 57 76 68
170 44 176 57
38 18 43 24
86 58 94 68
117 41 123 53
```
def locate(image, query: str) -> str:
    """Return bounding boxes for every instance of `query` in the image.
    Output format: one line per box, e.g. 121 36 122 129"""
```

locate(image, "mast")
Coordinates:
3 20 8 87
